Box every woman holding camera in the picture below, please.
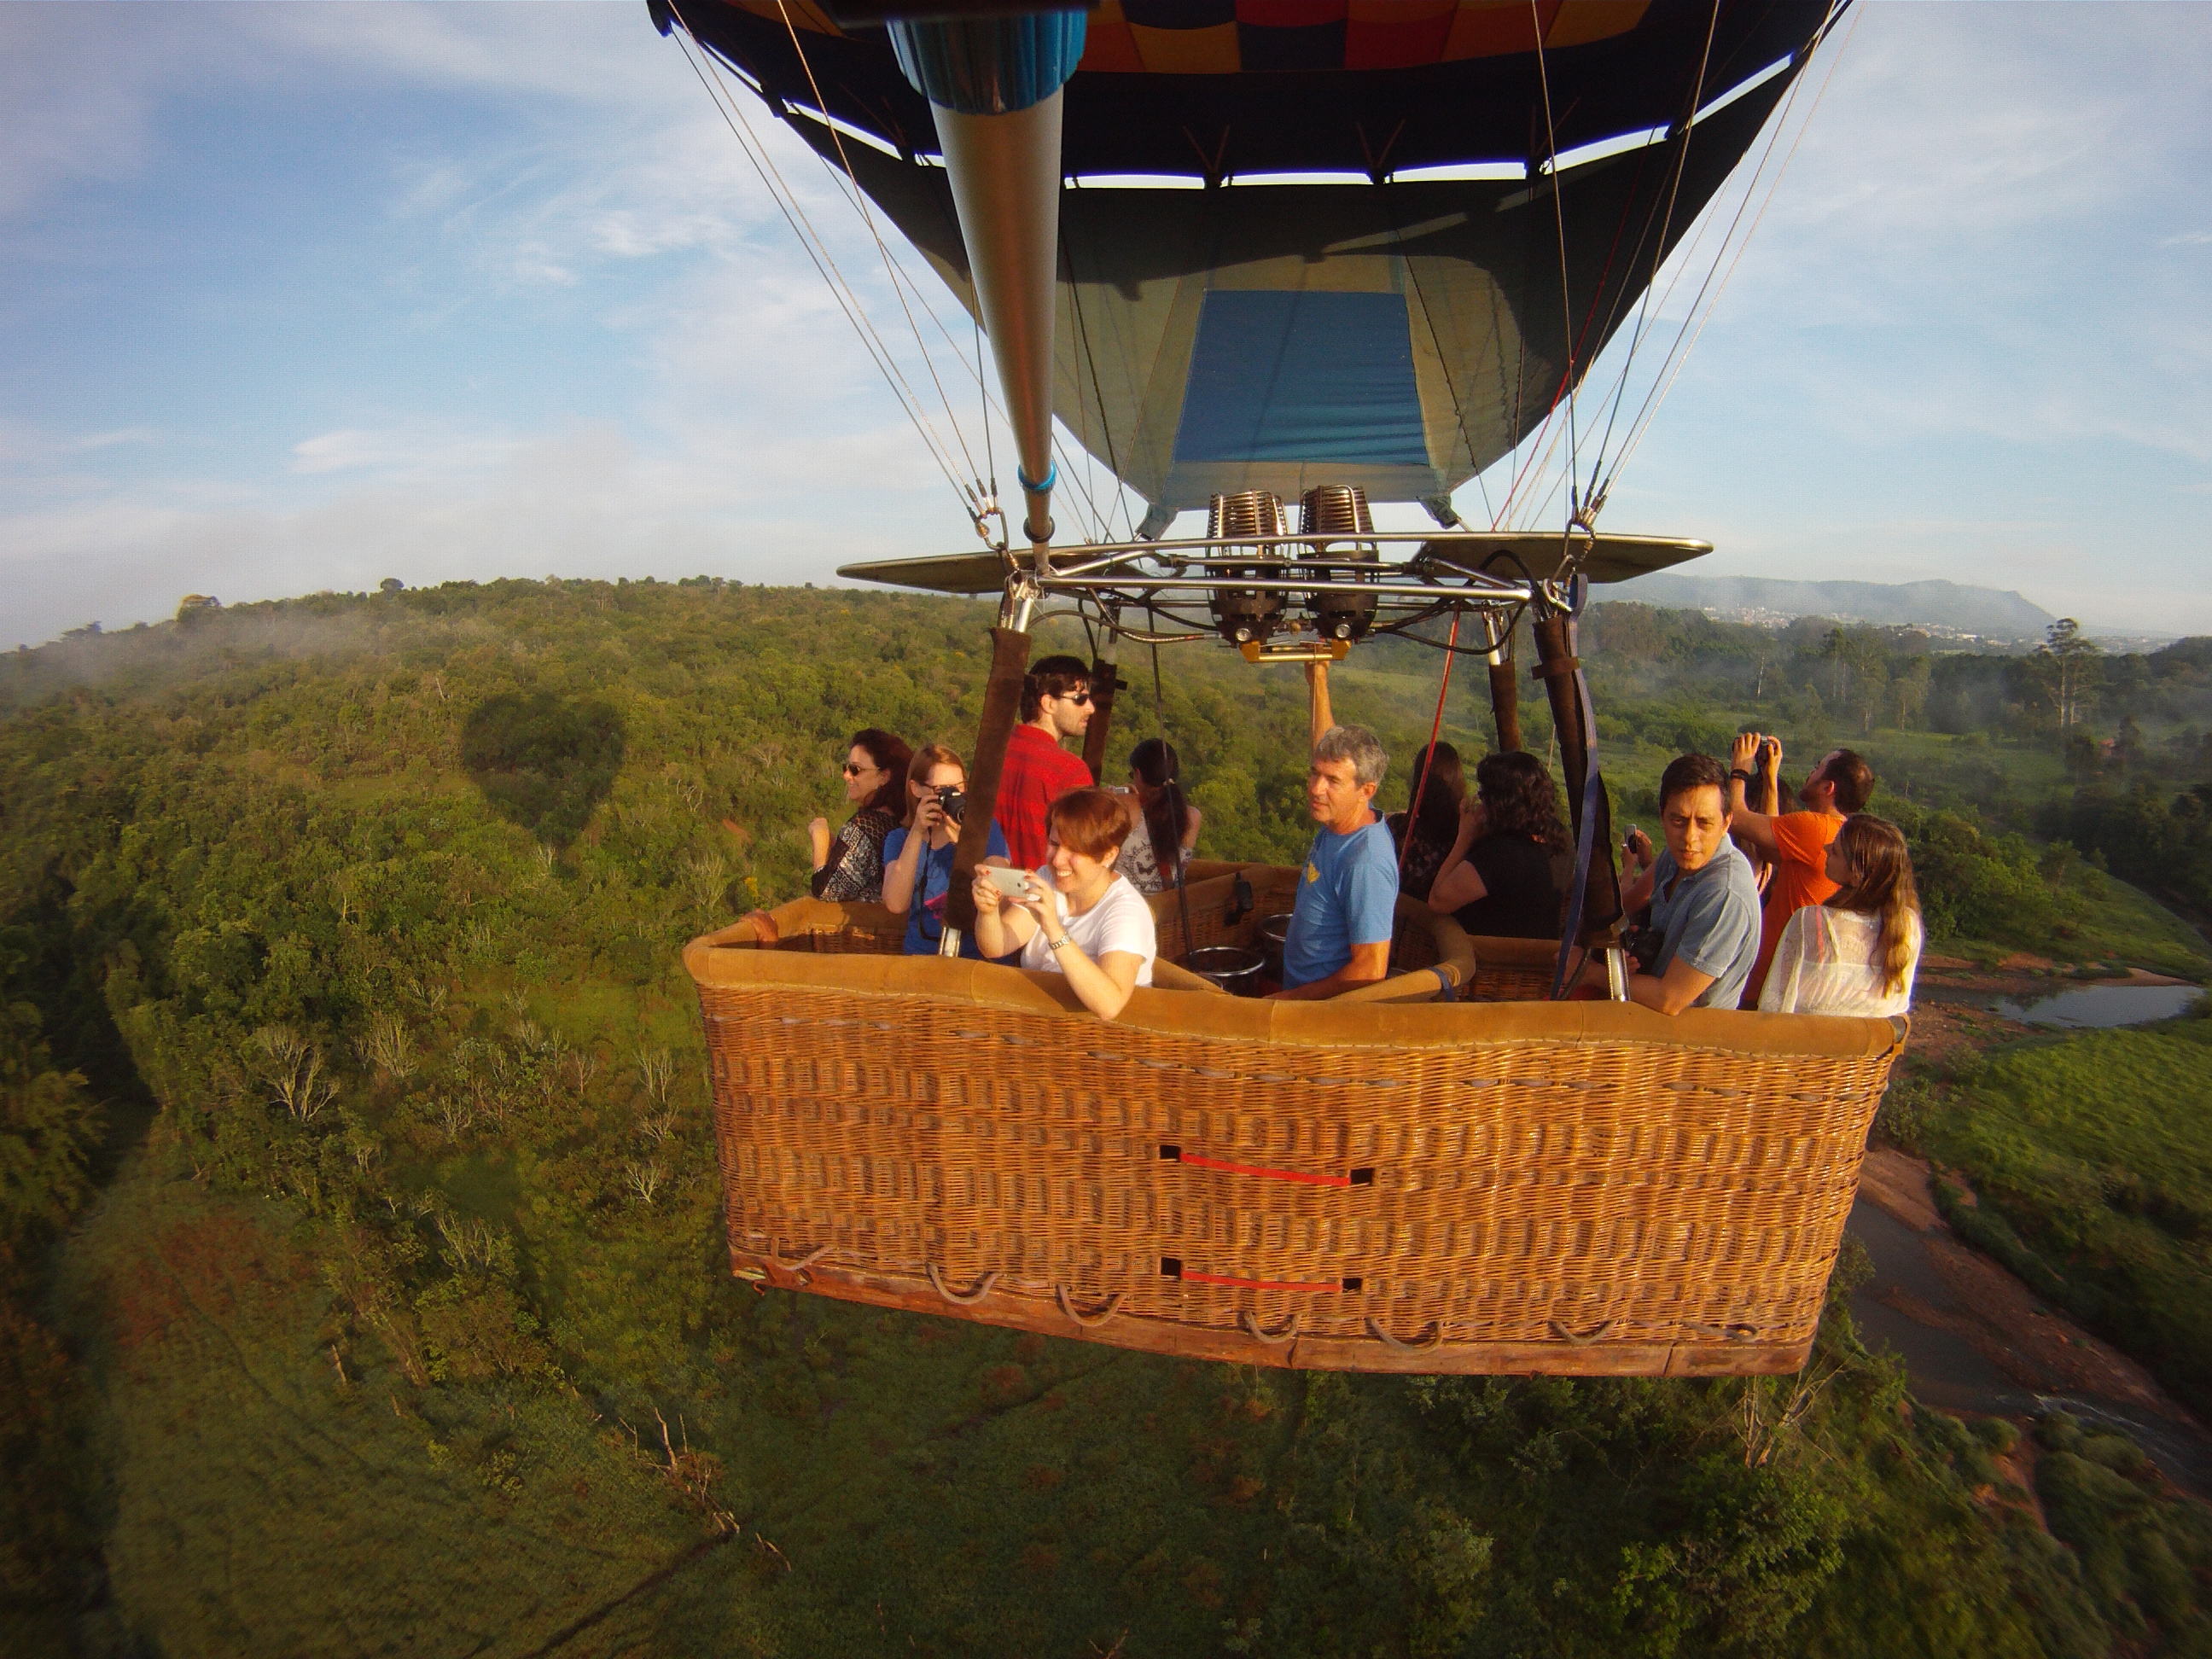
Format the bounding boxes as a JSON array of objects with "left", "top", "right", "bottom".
[
  {"left": 969, "top": 789, "right": 1155, "bottom": 1019},
  {"left": 882, "top": 744, "right": 1008, "bottom": 958}
]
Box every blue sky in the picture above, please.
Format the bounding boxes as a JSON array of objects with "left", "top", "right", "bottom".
[{"left": 2, "top": 2, "right": 2207, "bottom": 649}]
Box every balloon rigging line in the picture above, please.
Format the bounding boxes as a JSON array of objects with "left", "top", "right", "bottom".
[
  {"left": 773, "top": 22, "right": 1124, "bottom": 550},
  {"left": 1391, "top": 192, "right": 1495, "bottom": 530},
  {"left": 698, "top": 45, "right": 982, "bottom": 519},
  {"left": 1579, "top": 0, "right": 1722, "bottom": 505},
  {"left": 1494, "top": 0, "right": 1852, "bottom": 536},
  {"left": 1574, "top": 44, "right": 1822, "bottom": 501},
  {"left": 676, "top": 32, "right": 978, "bottom": 517},
  {"left": 760, "top": 66, "right": 1119, "bottom": 545},
  {"left": 1062, "top": 238, "right": 1138, "bottom": 544},
  {"left": 1528, "top": 1, "right": 1580, "bottom": 512},
  {"left": 774, "top": 4, "right": 988, "bottom": 505},
  {"left": 690, "top": 37, "right": 982, "bottom": 516},
  {"left": 1598, "top": 0, "right": 1860, "bottom": 498}
]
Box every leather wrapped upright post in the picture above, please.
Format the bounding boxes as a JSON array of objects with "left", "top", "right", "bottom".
[
  {"left": 1531, "top": 609, "right": 1621, "bottom": 940},
  {"left": 1080, "top": 644, "right": 1120, "bottom": 784},
  {"left": 1487, "top": 637, "right": 1522, "bottom": 754}
]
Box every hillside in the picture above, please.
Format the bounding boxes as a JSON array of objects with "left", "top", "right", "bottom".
[
  {"left": 3, "top": 579, "right": 2210, "bottom": 1657},
  {"left": 1599, "top": 574, "right": 2057, "bottom": 638}
]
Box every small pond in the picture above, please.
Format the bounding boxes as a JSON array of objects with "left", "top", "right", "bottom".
[{"left": 1918, "top": 982, "right": 2205, "bottom": 1029}]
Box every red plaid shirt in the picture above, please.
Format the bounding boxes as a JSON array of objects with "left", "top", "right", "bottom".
[{"left": 994, "top": 724, "right": 1095, "bottom": 870}]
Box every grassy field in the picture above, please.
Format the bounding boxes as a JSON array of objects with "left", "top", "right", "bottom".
[{"left": 1895, "top": 1009, "right": 2212, "bottom": 1416}]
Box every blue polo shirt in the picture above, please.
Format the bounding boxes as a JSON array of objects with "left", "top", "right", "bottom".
[
  {"left": 1644, "top": 835, "right": 1762, "bottom": 1010},
  {"left": 1282, "top": 816, "right": 1399, "bottom": 990}
]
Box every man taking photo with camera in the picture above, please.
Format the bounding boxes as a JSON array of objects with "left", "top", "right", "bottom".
[
  {"left": 1726, "top": 732, "right": 1875, "bottom": 1005},
  {"left": 1585, "top": 754, "right": 1762, "bottom": 1014}
]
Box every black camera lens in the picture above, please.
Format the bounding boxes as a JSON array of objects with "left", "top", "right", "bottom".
[{"left": 936, "top": 786, "right": 965, "bottom": 823}]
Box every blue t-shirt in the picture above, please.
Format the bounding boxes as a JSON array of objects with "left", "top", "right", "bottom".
[
  {"left": 883, "top": 823, "right": 1009, "bottom": 958},
  {"left": 1282, "top": 816, "right": 1399, "bottom": 989},
  {"left": 1644, "top": 835, "right": 1762, "bottom": 1010}
]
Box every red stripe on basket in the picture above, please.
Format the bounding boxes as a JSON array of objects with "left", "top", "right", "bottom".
[
  {"left": 1163, "top": 1148, "right": 1352, "bottom": 1188},
  {"left": 1180, "top": 1269, "right": 1342, "bottom": 1294}
]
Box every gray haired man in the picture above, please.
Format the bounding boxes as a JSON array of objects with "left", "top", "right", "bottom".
[{"left": 1272, "top": 723, "right": 1396, "bottom": 1000}]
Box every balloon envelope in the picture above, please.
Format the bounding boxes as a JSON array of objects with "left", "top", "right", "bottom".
[{"left": 672, "top": 0, "right": 1832, "bottom": 516}]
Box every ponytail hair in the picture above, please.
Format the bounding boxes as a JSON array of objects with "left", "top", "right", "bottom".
[
  {"left": 1130, "top": 737, "right": 1187, "bottom": 886},
  {"left": 1826, "top": 813, "right": 1921, "bottom": 995}
]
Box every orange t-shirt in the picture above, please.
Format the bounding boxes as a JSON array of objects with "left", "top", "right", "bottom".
[{"left": 1744, "top": 812, "right": 1845, "bottom": 1005}]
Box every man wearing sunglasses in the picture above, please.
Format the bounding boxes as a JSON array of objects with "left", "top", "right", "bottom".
[{"left": 997, "top": 655, "right": 1097, "bottom": 869}]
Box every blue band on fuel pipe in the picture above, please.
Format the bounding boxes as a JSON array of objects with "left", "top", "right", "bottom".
[
  {"left": 888, "top": 10, "right": 1087, "bottom": 116},
  {"left": 1017, "top": 461, "right": 1057, "bottom": 493}
]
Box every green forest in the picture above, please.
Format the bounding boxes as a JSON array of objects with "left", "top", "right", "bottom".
[{"left": 4, "top": 577, "right": 2212, "bottom": 1657}]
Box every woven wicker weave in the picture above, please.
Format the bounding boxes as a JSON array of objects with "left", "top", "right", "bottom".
[{"left": 686, "top": 873, "right": 1902, "bottom": 1376}]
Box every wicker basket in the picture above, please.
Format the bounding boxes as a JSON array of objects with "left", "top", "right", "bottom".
[{"left": 686, "top": 873, "right": 1902, "bottom": 1377}]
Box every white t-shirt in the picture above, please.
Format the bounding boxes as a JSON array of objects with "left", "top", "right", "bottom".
[
  {"left": 1017, "top": 869, "right": 1156, "bottom": 985},
  {"left": 1756, "top": 905, "right": 1920, "bottom": 1018}
]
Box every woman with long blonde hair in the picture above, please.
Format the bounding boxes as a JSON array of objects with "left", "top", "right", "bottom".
[{"left": 1757, "top": 813, "right": 1923, "bottom": 1017}]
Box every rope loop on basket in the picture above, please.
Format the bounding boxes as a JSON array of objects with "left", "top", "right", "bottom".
[
  {"left": 1241, "top": 1309, "right": 1300, "bottom": 1345},
  {"left": 1365, "top": 1317, "right": 1443, "bottom": 1351},
  {"left": 1547, "top": 1318, "right": 1615, "bottom": 1346},
  {"left": 1056, "top": 1286, "right": 1123, "bottom": 1328},
  {"left": 926, "top": 1264, "right": 999, "bottom": 1306},
  {"left": 772, "top": 1242, "right": 831, "bottom": 1285}
]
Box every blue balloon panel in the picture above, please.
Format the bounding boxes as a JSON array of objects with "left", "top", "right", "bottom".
[{"left": 1172, "top": 290, "right": 1429, "bottom": 468}]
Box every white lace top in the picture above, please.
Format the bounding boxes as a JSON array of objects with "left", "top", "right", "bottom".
[{"left": 1757, "top": 905, "right": 1921, "bottom": 1018}]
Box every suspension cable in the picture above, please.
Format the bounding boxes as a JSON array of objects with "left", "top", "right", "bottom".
[
  {"left": 1578, "top": 0, "right": 1722, "bottom": 504},
  {"left": 1529, "top": 2, "right": 1580, "bottom": 508},
  {"left": 676, "top": 33, "right": 977, "bottom": 515},
  {"left": 1596, "top": 0, "right": 1860, "bottom": 498},
  {"left": 774, "top": 4, "right": 987, "bottom": 498}
]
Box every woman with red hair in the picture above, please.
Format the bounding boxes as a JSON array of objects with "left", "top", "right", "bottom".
[{"left": 969, "top": 788, "right": 1157, "bottom": 1020}]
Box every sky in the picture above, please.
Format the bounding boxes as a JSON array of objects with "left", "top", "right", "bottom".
[{"left": 1, "top": 1, "right": 2207, "bottom": 650}]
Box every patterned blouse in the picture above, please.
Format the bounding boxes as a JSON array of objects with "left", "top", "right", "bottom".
[{"left": 812, "top": 807, "right": 897, "bottom": 904}]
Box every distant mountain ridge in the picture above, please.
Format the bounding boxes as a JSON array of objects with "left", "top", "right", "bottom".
[{"left": 1593, "top": 573, "right": 2056, "bottom": 638}]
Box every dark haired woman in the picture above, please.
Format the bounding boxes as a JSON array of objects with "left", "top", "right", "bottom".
[
  {"left": 1756, "top": 813, "right": 1922, "bottom": 1016},
  {"left": 1427, "top": 750, "right": 1566, "bottom": 939},
  {"left": 808, "top": 728, "right": 912, "bottom": 903},
  {"left": 1108, "top": 737, "right": 1202, "bottom": 894},
  {"left": 1385, "top": 742, "right": 1465, "bottom": 903}
]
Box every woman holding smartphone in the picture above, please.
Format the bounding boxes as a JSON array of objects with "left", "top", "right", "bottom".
[{"left": 969, "top": 789, "right": 1155, "bottom": 1019}]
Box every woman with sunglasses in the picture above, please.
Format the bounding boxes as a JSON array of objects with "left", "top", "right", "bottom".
[
  {"left": 882, "top": 744, "right": 1009, "bottom": 958},
  {"left": 809, "top": 728, "right": 912, "bottom": 903}
]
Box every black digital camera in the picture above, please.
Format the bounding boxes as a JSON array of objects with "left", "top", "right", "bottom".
[
  {"left": 1620, "top": 906, "right": 1662, "bottom": 975},
  {"left": 935, "top": 785, "right": 966, "bottom": 824}
]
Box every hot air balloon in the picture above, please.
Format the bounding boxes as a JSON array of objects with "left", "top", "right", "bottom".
[{"left": 672, "top": 0, "right": 1901, "bottom": 1377}]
